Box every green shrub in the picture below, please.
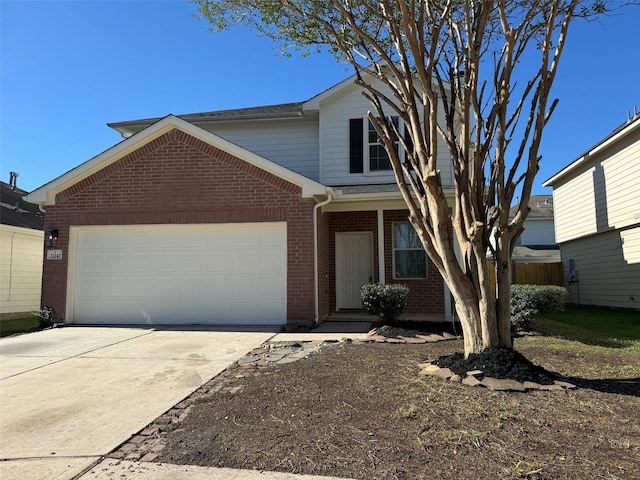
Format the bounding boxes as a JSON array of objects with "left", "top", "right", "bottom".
[
  {"left": 510, "top": 285, "right": 568, "bottom": 332},
  {"left": 361, "top": 283, "right": 409, "bottom": 324}
]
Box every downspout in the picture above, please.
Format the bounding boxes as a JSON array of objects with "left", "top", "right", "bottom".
[{"left": 313, "top": 188, "right": 334, "bottom": 324}]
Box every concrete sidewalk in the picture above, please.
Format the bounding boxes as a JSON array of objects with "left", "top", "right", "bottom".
[{"left": 79, "top": 459, "right": 348, "bottom": 479}]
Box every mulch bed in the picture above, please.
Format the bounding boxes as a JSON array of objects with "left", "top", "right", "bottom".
[
  {"left": 435, "top": 347, "right": 558, "bottom": 384},
  {"left": 111, "top": 327, "right": 640, "bottom": 480}
]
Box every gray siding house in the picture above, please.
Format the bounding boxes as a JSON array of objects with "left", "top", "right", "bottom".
[{"left": 543, "top": 115, "right": 640, "bottom": 309}]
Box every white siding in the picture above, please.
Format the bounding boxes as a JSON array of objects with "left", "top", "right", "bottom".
[
  {"left": 554, "top": 166, "right": 598, "bottom": 243},
  {"left": 201, "top": 118, "right": 320, "bottom": 181},
  {"left": 318, "top": 80, "right": 453, "bottom": 186},
  {"left": 621, "top": 227, "right": 640, "bottom": 264},
  {"left": 554, "top": 127, "right": 640, "bottom": 244},
  {"left": 520, "top": 219, "right": 555, "bottom": 245},
  {"left": 561, "top": 228, "right": 640, "bottom": 309},
  {"left": 0, "top": 226, "right": 43, "bottom": 315},
  {"left": 601, "top": 139, "right": 640, "bottom": 229}
]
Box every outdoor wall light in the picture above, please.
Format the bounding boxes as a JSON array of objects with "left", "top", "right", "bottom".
[{"left": 47, "top": 229, "right": 59, "bottom": 247}]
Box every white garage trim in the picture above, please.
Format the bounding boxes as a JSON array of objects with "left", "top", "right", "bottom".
[{"left": 66, "top": 223, "right": 287, "bottom": 325}]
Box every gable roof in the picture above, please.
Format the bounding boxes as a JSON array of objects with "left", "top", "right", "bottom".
[
  {"left": 0, "top": 181, "right": 45, "bottom": 230},
  {"left": 543, "top": 114, "right": 640, "bottom": 187},
  {"left": 108, "top": 102, "right": 306, "bottom": 138},
  {"left": 107, "top": 72, "right": 363, "bottom": 138},
  {"left": 26, "top": 115, "right": 327, "bottom": 206}
]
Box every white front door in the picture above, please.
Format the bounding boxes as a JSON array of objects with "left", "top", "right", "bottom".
[{"left": 336, "top": 232, "right": 373, "bottom": 310}]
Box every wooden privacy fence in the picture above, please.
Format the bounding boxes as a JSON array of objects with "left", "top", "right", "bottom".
[{"left": 487, "top": 262, "right": 564, "bottom": 292}]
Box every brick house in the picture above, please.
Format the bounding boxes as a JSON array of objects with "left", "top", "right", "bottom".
[{"left": 26, "top": 74, "right": 456, "bottom": 327}]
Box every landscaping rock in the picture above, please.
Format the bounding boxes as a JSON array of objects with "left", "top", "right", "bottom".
[
  {"left": 433, "top": 367, "right": 454, "bottom": 379},
  {"left": 402, "top": 336, "right": 428, "bottom": 344},
  {"left": 481, "top": 377, "right": 526, "bottom": 392},
  {"left": 462, "top": 375, "right": 482, "bottom": 387},
  {"left": 554, "top": 380, "right": 576, "bottom": 389}
]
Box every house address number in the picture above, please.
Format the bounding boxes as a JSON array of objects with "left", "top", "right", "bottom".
[{"left": 47, "top": 249, "right": 63, "bottom": 260}]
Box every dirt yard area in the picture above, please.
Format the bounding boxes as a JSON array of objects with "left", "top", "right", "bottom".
[{"left": 113, "top": 332, "right": 640, "bottom": 480}]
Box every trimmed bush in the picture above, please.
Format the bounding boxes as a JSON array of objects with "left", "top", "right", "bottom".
[
  {"left": 510, "top": 285, "right": 568, "bottom": 332},
  {"left": 361, "top": 283, "right": 409, "bottom": 324}
]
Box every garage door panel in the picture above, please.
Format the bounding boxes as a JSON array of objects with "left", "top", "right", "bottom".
[
  {"left": 231, "top": 302, "right": 259, "bottom": 322},
  {"left": 180, "top": 254, "right": 206, "bottom": 272},
  {"left": 70, "top": 223, "right": 286, "bottom": 325},
  {"left": 232, "top": 277, "right": 259, "bottom": 298},
  {"left": 260, "top": 250, "right": 286, "bottom": 271},
  {"left": 206, "top": 253, "right": 233, "bottom": 272},
  {"left": 206, "top": 276, "right": 233, "bottom": 296},
  {"left": 205, "top": 302, "right": 233, "bottom": 319},
  {"left": 78, "top": 255, "right": 104, "bottom": 274},
  {"left": 233, "top": 252, "right": 258, "bottom": 271},
  {"left": 260, "top": 227, "right": 285, "bottom": 246},
  {"left": 207, "top": 229, "right": 234, "bottom": 247},
  {"left": 104, "top": 255, "right": 132, "bottom": 273},
  {"left": 258, "top": 302, "right": 287, "bottom": 322},
  {"left": 234, "top": 229, "right": 259, "bottom": 248},
  {"left": 178, "top": 275, "right": 211, "bottom": 299},
  {"left": 260, "top": 275, "right": 286, "bottom": 297}
]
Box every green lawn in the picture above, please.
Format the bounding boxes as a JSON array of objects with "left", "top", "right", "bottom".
[
  {"left": 534, "top": 306, "right": 640, "bottom": 350},
  {"left": 0, "top": 316, "right": 40, "bottom": 338}
]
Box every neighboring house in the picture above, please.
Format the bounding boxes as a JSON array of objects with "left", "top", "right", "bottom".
[
  {"left": 543, "top": 114, "right": 640, "bottom": 309},
  {"left": 26, "top": 74, "right": 457, "bottom": 327},
  {"left": 1, "top": 173, "right": 45, "bottom": 318},
  {"left": 510, "top": 195, "right": 560, "bottom": 264}
]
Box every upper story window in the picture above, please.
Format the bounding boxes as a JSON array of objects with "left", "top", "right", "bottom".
[
  {"left": 393, "top": 222, "right": 428, "bottom": 279},
  {"left": 350, "top": 116, "right": 407, "bottom": 175},
  {"left": 368, "top": 117, "right": 399, "bottom": 171}
]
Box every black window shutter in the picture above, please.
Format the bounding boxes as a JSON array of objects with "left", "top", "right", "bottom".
[
  {"left": 349, "top": 118, "right": 364, "bottom": 173},
  {"left": 404, "top": 125, "right": 414, "bottom": 157}
]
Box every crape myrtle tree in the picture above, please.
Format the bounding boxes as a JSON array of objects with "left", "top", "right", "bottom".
[{"left": 195, "top": 0, "right": 628, "bottom": 357}]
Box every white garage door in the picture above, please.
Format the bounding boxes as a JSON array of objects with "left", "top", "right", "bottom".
[{"left": 68, "top": 223, "right": 287, "bottom": 325}]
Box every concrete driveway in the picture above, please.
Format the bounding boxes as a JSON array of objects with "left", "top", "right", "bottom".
[{"left": 0, "top": 326, "right": 276, "bottom": 480}]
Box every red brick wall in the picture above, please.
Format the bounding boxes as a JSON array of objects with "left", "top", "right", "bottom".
[
  {"left": 41, "top": 128, "right": 317, "bottom": 323},
  {"left": 384, "top": 210, "right": 444, "bottom": 314},
  {"left": 324, "top": 209, "right": 444, "bottom": 315},
  {"left": 317, "top": 209, "right": 331, "bottom": 320}
]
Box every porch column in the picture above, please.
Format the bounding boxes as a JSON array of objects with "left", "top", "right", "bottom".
[{"left": 377, "top": 208, "right": 385, "bottom": 284}]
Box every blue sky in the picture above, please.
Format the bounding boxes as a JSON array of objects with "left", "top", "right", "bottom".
[{"left": 1, "top": 1, "right": 639, "bottom": 194}]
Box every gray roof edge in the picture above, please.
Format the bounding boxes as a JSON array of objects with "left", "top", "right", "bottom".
[
  {"left": 107, "top": 102, "right": 306, "bottom": 130},
  {"left": 543, "top": 114, "right": 640, "bottom": 187}
]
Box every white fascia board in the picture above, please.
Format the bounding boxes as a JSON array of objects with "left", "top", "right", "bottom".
[
  {"left": 542, "top": 154, "right": 591, "bottom": 188},
  {"left": 303, "top": 73, "right": 359, "bottom": 111},
  {"left": 543, "top": 117, "right": 640, "bottom": 188},
  {"left": 26, "top": 115, "right": 327, "bottom": 205}
]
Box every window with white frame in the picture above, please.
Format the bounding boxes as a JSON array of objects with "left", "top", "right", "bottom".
[{"left": 393, "top": 222, "right": 427, "bottom": 279}]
